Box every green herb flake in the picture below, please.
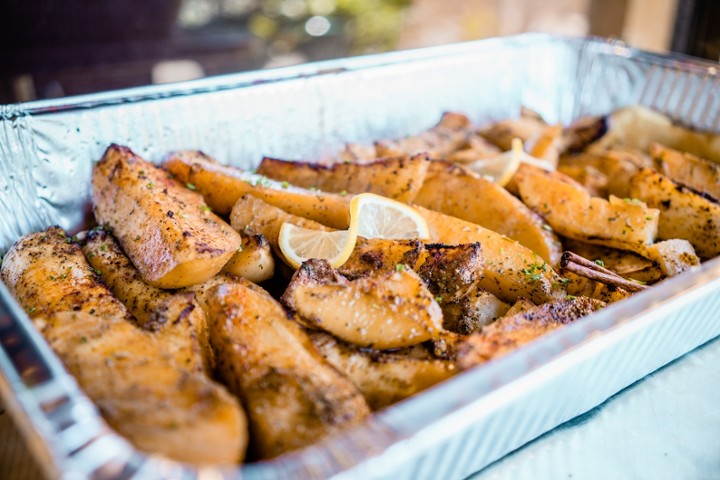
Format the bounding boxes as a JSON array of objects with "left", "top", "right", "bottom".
[
  {"left": 186, "top": 182, "right": 197, "bottom": 191},
  {"left": 542, "top": 224, "right": 553, "bottom": 232},
  {"left": 200, "top": 205, "right": 212, "bottom": 213},
  {"left": 435, "top": 296, "right": 443, "bottom": 303},
  {"left": 339, "top": 190, "right": 348, "bottom": 197},
  {"left": 146, "top": 181, "right": 155, "bottom": 189},
  {"left": 28, "top": 306, "right": 36, "bottom": 314},
  {"left": 79, "top": 336, "right": 88, "bottom": 344},
  {"left": 594, "top": 259, "right": 605, "bottom": 267},
  {"left": 559, "top": 277, "right": 571, "bottom": 286},
  {"left": 281, "top": 181, "right": 289, "bottom": 189},
  {"left": 395, "top": 264, "right": 405, "bottom": 272},
  {"left": 237, "top": 245, "right": 243, "bottom": 253},
  {"left": 100, "top": 244, "right": 107, "bottom": 252},
  {"left": 631, "top": 278, "right": 647, "bottom": 285},
  {"left": 565, "top": 295, "right": 577, "bottom": 300}
]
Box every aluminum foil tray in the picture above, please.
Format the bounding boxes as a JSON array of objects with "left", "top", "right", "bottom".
[{"left": 1, "top": 33, "right": 719, "bottom": 479}]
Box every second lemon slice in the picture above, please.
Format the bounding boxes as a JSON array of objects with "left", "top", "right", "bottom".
[
  {"left": 350, "top": 193, "right": 430, "bottom": 240},
  {"left": 278, "top": 223, "right": 356, "bottom": 269}
]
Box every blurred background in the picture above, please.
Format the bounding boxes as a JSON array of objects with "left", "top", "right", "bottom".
[{"left": 0, "top": 0, "right": 717, "bottom": 103}]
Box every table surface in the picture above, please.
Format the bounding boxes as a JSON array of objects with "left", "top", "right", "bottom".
[{"left": 3, "top": 335, "right": 720, "bottom": 480}]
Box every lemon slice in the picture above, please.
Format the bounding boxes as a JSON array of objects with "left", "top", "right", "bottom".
[
  {"left": 466, "top": 138, "right": 553, "bottom": 186},
  {"left": 278, "top": 223, "right": 357, "bottom": 269},
  {"left": 350, "top": 193, "right": 430, "bottom": 240}
]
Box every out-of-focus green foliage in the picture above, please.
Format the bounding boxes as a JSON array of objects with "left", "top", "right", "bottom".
[{"left": 183, "top": 0, "right": 411, "bottom": 56}]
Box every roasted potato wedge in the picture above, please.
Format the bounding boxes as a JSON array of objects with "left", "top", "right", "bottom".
[
  {"left": 340, "top": 237, "right": 425, "bottom": 277},
  {"left": 651, "top": 143, "right": 720, "bottom": 200},
  {"left": 375, "top": 112, "right": 481, "bottom": 159},
  {"left": 644, "top": 239, "right": 700, "bottom": 277},
  {"left": 93, "top": 145, "right": 241, "bottom": 288},
  {"left": 479, "top": 114, "right": 548, "bottom": 151},
  {"left": 417, "top": 206, "right": 566, "bottom": 304},
  {"left": 257, "top": 154, "right": 430, "bottom": 202},
  {"left": 222, "top": 234, "right": 275, "bottom": 283},
  {"left": 587, "top": 106, "right": 720, "bottom": 162},
  {"left": 630, "top": 168, "right": 720, "bottom": 259},
  {"left": 204, "top": 278, "right": 370, "bottom": 459},
  {"left": 516, "top": 164, "right": 659, "bottom": 254},
  {"left": 1, "top": 227, "right": 247, "bottom": 464},
  {"left": 230, "top": 194, "right": 331, "bottom": 254},
  {"left": 309, "top": 331, "right": 456, "bottom": 410},
  {"left": 557, "top": 164, "right": 608, "bottom": 198},
  {"left": 340, "top": 238, "right": 505, "bottom": 333},
  {"left": 414, "top": 160, "right": 562, "bottom": 264},
  {"left": 456, "top": 296, "right": 605, "bottom": 369},
  {"left": 283, "top": 259, "right": 444, "bottom": 349},
  {"left": 164, "top": 150, "right": 351, "bottom": 227},
  {"left": 440, "top": 287, "right": 510, "bottom": 335},
  {"left": 83, "top": 228, "right": 212, "bottom": 373}
]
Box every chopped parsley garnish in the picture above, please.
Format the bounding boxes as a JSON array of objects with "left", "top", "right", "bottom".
[
  {"left": 594, "top": 259, "right": 605, "bottom": 267},
  {"left": 186, "top": 182, "right": 196, "bottom": 191}
]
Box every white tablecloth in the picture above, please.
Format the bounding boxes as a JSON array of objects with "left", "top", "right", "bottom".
[{"left": 470, "top": 335, "right": 720, "bottom": 480}]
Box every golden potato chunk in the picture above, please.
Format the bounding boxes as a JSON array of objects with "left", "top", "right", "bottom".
[
  {"left": 164, "top": 150, "right": 350, "bottom": 227},
  {"left": 417, "top": 206, "right": 566, "bottom": 304},
  {"left": 257, "top": 154, "right": 430, "bottom": 202},
  {"left": 222, "top": 234, "right": 275, "bottom": 283},
  {"left": 516, "top": 164, "right": 659, "bottom": 255},
  {"left": 283, "top": 259, "right": 444, "bottom": 349},
  {"left": 651, "top": 143, "right": 720, "bottom": 200},
  {"left": 83, "top": 229, "right": 212, "bottom": 373},
  {"left": 457, "top": 296, "right": 605, "bottom": 369},
  {"left": 93, "top": 145, "right": 241, "bottom": 288},
  {"left": 204, "top": 278, "right": 370, "bottom": 459},
  {"left": 414, "top": 160, "right": 562, "bottom": 264},
  {"left": 309, "top": 331, "right": 456, "bottom": 410},
  {"left": 630, "top": 168, "right": 720, "bottom": 259}
]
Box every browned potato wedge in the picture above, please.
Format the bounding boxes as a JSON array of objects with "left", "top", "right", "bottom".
[
  {"left": 651, "top": 144, "right": 720, "bottom": 200},
  {"left": 222, "top": 234, "right": 275, "bottom": 283},
  {"left": 456, "top": 296, "right": 605, "bottom": 369},
  {"left": 1, "top": 226, "right": 130, "bottom": 320},
  {"left": 440, "top": 287, "right": 510, "bottom": 335},
  {"left": 204, "top": 278, "right": 370, "bottom": 459},
  {"left": 309, "top": 331, "right": 456, "bottom": 410},
  {"left": 340, "top": 237, "right": 425, "bottom": 277},
  {"left": 588, "top": 106, "right": 720, "bottom": 162},
  {"left": 559, "top": 149, "right": 652, "bottom": 199},
  {"left": 557, "top": 164, "right": 608, "bottom": 198},
  {"left": 230, "top": 194, "right": 331, "bottom": 254},
  {"left": 644, "top": 239, "right": 700, "bottom": 277},
  {"left": 630, "top": 168, "right": 720, "bottom": 259},
  {"left": 282, "top": 259, "right": 444, "bottom": 349},
  {"left": 164, "top": 150, "right": 351, "bottom": 227},
  {"left": 414, "top": 161, "right": 562, "bottom": 264},
  {"left": 83, "top": 229, "right": 212, "bottom": 373},
  {"left": 257, "top": 154, "right": 430, "bottom": 202},
  {"left": 1, "top": 227, "right": 247, "bottom": 464},
  {"left": 516, "top": 164, "right": 659, "bottom": 255},
  {"left": 417, "top": 206, "right": 566, "bottom": 304},
  {"left": 479, "top": 115, "right": 548, "bottom": 151},
  {"left": 340, "top": 238, "right": 505, "bottom": 334},
  {"left": 93, "top": 145, "right": 241, "bottom": 288},
  {"left": 375, "top": 112, "right": 478, "bottom": 159}
]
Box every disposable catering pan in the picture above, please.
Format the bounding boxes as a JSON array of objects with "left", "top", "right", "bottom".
[{"left": 1, "top": 33, "right": 719, "bottom": 479}]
